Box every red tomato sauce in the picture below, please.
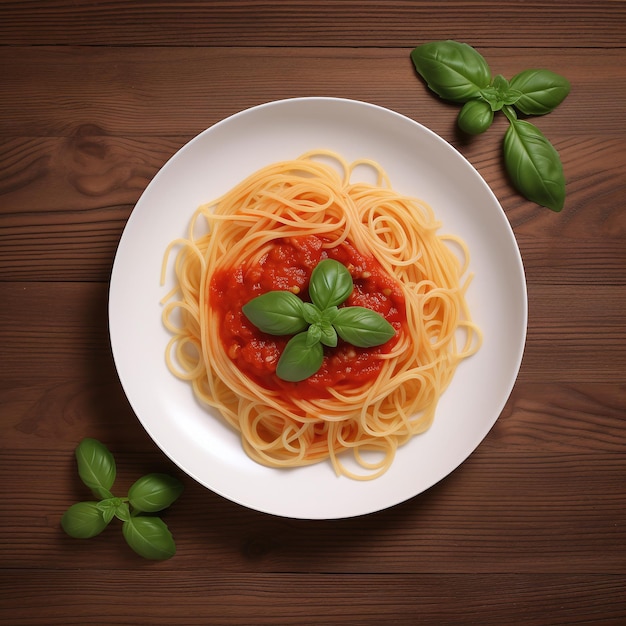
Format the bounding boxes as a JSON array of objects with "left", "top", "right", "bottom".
[{"left": 209, "top": 235, "right": 406, "bottom": 401}]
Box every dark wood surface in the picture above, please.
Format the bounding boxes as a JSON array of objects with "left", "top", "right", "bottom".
[{"left": 1, "top": 1, "right": 625, "bottom": 624}]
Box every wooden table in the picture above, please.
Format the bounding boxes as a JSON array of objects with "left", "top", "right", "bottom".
[{"left": 1, "top": 2, "right": 625, "bottom": 624}]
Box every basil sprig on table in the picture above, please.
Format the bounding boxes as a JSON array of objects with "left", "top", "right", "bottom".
[
  {"left": 242, "top": 259, "right": 396, "bottom": 382},
  {"left": 411, "top": 40, "right": 570, "bottom": 211},
  {"left": 61, "top": 438, "right": 183, "bottom": 560}
]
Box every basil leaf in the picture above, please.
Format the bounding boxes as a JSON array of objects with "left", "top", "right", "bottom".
[
  {"left": 97, "top": 498, "right": 120, "bottom": 524},
  {"left": 75, "top": 438, "right": 116, "bottom": 499},
  {"left": 319, "top": 323, "right": 338, "bottom": 348},
  {"left": 307, "top": 324, "right": 323, "bottom": 346},
  {"left": 480, "top": 75, "right": 522, "bottom": 111},
  {"left": 321, "top": 305, "right": 338, "bottom": 324},
  {"left": 122, "top": 516, "right": 176, "bottom": 561},
  {"left": 276, "top": 332, "right": 324, "bottom": 382},
  {"left": 333, "top": 307, "right": 396, "bottom": 348},
  {"left": 115, "top": 501, "right": 132, "bottom": 522},
  {"left": 96, "top": 497, "right": 124, "bottom": 524},
  {"left": 309, "top": 259, "right": 353, "bottom": 309},
  {"left": 61, "top": 501, "right": 110, "bottom": 539},
  {"left": 128, "top": 473, "right": 184, "bottom": 513},
  {"left": 303, "top": 302, "right": 323, "bottom": 325},
  {"left": 411, "top": 40, "right": 491, "bottom": 103},
  {"left": 509, "top": 69, "right": 571, "bottom": 116},
  {"left": 504, "top": 118, "right": 565, "bottom": 211},
  {"left": 242, "top": 291, "right": 308, "bottom": 335},
  {"left": 457, "top": 99, "right": 494, "bottom": 135}
]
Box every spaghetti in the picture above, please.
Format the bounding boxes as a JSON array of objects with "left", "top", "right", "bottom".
[{"left": 161, "top": 150, "right": 481, "bottom": 479}]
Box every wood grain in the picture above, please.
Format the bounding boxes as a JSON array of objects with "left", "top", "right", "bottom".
[
  {"left": 1, "top": 1, "right": 625, "bottom": 623},
  {"left": 1, "top": 571, "right": 624, "bottom": 625},
  {"left": 1, "top": 48, "right": 625, "bottom": 282},
  {"left": 0, "top": 0, "right": 623, "bottom": 48},
  {"left": 1, "top": 46, "right": 623, "bottom": 138},
  {"left": 1, "top": 134, "right": 624, "bottom": 281},
  {"left": 2, "top": 280, "right": 625, "bottom": 397},
  {"left": 1, "top": 448, "right": 625, "bottom": 574}
]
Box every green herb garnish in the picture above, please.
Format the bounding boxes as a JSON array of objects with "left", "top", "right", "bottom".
[
  {"left": 61, "top": 438, "right": 183, "bottom": 560},
  {"left": 411, "top": 40, "right": 570, "bottom": 211},
  {"left": 242, "top": 259, "right": 396, "bottom": 382}
]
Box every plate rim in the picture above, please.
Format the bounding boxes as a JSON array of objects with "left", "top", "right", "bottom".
[{"left": 109, "top": 96, "right": 528, "bottom": 519}]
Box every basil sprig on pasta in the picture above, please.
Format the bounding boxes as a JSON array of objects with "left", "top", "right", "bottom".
[
  {"left": 411, "top": 40, "right": 570, "bottom": 211},
  {"left": 242, "top": 259, "right": 396, "bottom": 382}
]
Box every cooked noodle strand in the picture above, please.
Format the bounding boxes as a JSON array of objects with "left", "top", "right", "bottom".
[{"left": 162, "top": 150, "right": 481, "bottom": 479}]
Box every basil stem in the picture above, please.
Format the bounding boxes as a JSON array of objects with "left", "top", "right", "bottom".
[
  {"left": 309, "top": 259, "right": 353, "bottom": 309},
  {"left": 75, "top": 438, "right": 116, "bottom": 500},
  {"left": 411, "top": 40, "right": 491, "bottom": 103},
  {"left": 242, "top": 290, "right": 308, "bottom": 335},
  {"left": 333, "top": 307, "right": 396, "bottom": 348},
  {"left": 503, "top": 108, "right": 565, "bottom": 212}
]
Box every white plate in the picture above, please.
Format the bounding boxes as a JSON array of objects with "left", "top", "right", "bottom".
[{"left": 109, "top": 97, "right": 527, "bottom": 519}]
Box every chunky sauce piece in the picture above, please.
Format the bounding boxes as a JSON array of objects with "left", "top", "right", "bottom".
[{"left": 209, "top": 235, "right": 406, "bottom": 400}]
